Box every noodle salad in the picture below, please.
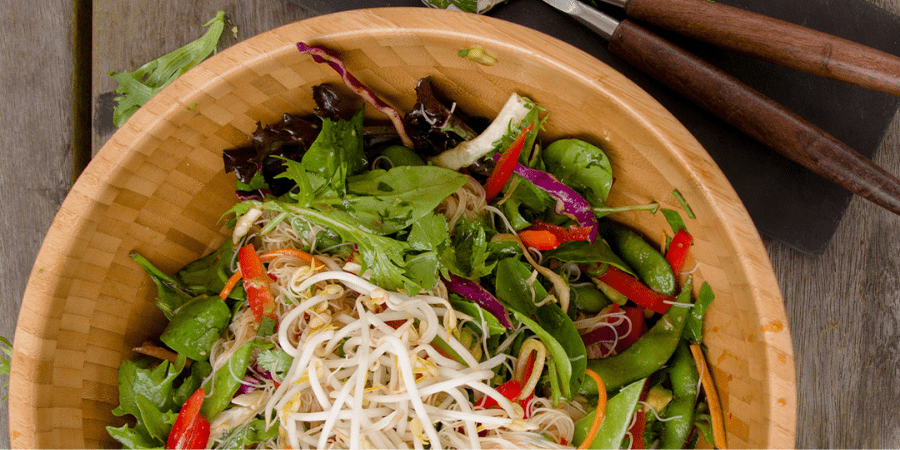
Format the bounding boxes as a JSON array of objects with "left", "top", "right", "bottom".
[{"left": 108, "top": 43, "right": 723, "bottom": 450}]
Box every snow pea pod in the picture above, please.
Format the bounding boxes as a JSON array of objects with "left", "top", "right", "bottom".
[
  {"left": 572, "top": 378, "right": 646, "bottom": 448},
  {"left": 200, "top": 341, "right": 254, "bottom": 419},
  {"left": 660, "top": 341, "right": 700, "bottom": 449},
  {"left": 579, "top": 278, "right": 693, "bottom": 395},
  {"left": 599, "top": 221, "right": 675, "bottom": 296}
]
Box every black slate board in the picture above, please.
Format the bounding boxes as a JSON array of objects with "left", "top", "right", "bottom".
[{"left": 292, "top": 0, "right": 900, "bottom": 254}]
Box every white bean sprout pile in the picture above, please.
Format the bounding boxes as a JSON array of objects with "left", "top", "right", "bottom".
[{"left": 203, "top": 183, "right": 586, "bottom": 449}]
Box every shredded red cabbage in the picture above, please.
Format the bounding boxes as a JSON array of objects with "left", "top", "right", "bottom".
[
  {"left": 443, "top": 273, "right": 513, "bottom": 329},
  {"left": 297, "top": 42, "right": 414, "bottom": 148},
  {"left": 492, "top": 154, "right": 599, "bottom": 242}
]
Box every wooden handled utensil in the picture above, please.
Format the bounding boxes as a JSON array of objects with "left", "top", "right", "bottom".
[
  {"left": 541, "top": 0, "right": 900, "bottom": 216},
  {"left": 598, "top": 0, "right": 900, "bottom": 97}
]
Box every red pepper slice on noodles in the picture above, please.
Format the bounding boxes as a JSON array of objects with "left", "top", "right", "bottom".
[{"left": 238, "top": 244, "right": 277, "bottom": 323}]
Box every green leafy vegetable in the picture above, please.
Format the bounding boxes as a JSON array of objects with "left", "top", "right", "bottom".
[
  {"left": 662, "top": 208, "right": 689, "bottom": 234},
  {"left": 108, "top": 11, "right": 226, "bottom": 126},
  {"left": 683, "top": 281, "right": 716, "bottom": 344},
  {"left": 334, "top": 165, "right": 467, "bottom": 234},
  {"left": 672, "top": 189, "right": 697, "bottom": 219},
  {"left": 129, "top": 252, "right": 194, "bottom": 319},
  {"left": 159, "top": 295, "right": 231, "bottom": 361},
  {"left": 0, "top": 336, "right": 11, "bottom": 400},
  {"left": 301, "top": 107, "right": 368, "bottom": 197},
  {"left": 257, "top": 348, "right": 294, "bottom": 380}
]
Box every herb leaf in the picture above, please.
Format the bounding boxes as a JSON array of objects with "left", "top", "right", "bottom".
[{"left": 108, "top": 11, "right": 226, "bottom": 126}]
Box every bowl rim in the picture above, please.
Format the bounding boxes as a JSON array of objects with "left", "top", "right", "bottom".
[{"left": 9, "top": 7, "right": 796, "bottom": 448}]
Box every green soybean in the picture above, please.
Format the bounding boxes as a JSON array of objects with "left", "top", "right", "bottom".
[
  {"left": 599, "top": 221, "right": 675, "bottom": 296},
  {"left": 660, "top": 341, "right": 700, "bottom": 448},
  {"left": 571, "top": 283, "right": 611, "bottom": 313}
]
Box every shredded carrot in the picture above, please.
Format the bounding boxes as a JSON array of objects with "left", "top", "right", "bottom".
[
  {"left": 690, "top": 343, "right": 727, "bottom": 449},
  {"left": 260, "top": 248, "right": 325, "bottom": 272},
  {"left": 578, "top": 368, "right": 607, "bottom": 450},
  {"left": 219, "top": 270, "right": 243, "bottom": 299}
]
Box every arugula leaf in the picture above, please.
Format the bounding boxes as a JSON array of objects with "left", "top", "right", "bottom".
[
  {"left": 330, "top": 165, "right": 467, "bottom": 235},
  {"left": 108, "top": 11, "right": 226, "bottom": 126},
  {"left": 259, "top": 201, "right": 428, "bottom": 293}
]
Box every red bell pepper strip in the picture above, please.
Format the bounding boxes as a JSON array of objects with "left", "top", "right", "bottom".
[
  {"left": 477, "top": 379, "right": 535, "bottom": 417},
  {"left": 237, "top": 244, "right": 277, "bottom": 323},
  {"left": 665, "top": 229, "right": 694, "bottom": 279},
  {"left": 483, "top": 122, "right": 534, "bottom": 201},
  {"left": 517, "top": 229, "right": 561, "bottom": 250},
  {"left": 166, "top": 388, "right": 210, "bottom": 450},
  {"left": 595, "top": 266, "right": 674, "bottom": 314},
  {"left": 579, "top": 305, "right": 647, "bottom": 353},
  {"left": 628, "top": 380, "right": 651, "bottom": 449},
  {"left": 530, "top": 220, "right": 593, "bottom": 243},
  {"left": 477, "top": 379, "right": 522, "bottom": 409}
]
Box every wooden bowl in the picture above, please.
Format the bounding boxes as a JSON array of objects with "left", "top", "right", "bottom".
[{"left": 9, "top": 7, "right": 796, "bottom": 449}]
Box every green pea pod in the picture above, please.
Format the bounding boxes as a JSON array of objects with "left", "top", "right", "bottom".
[
  {"left": 201, "top": 341, "right": 254, "bottom": 419},
  {"left": 572, "top": 378, "right": 646, "bottom": 448},
  {"left": 579, "top": 278, "right": 693, "bottom": 395},
  {"left": 599, "top": 222, "right": 675, "bottom": 296},
  {"left": 660, "top": 341, "right": 700, "bottom": 448}
]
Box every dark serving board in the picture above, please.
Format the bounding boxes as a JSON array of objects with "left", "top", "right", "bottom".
[{"left": 292, "top": 0, "right": 900, "bottom": 255}]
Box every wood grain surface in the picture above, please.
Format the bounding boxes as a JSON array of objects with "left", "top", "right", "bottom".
[
  {"left": 0, "top": 0, "right": 897, "bottom": 448},
  {"left": 626, "top": 0, "right": 900, "bottom": 96}
]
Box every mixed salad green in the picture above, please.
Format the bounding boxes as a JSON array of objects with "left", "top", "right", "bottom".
[{"left": 108, "top": 42, "right": 724, "bottom": 449}]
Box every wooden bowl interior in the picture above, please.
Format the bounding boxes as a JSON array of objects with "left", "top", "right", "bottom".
[{"left": 9, "top": 8, "right": 795, "bottom": 449}]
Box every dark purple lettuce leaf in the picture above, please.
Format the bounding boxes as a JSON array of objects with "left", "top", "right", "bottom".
[
  {"left": 404, "top": 77, "right": 478, "bottom": 157},
  {"left": 222, "top": 112, "right": 319, "bottom": 197}
]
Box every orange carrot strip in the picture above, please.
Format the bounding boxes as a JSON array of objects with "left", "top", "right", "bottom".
[
  {"left": 690, "top": 343, "right": 727, "bottom": 449},
  {"left": 260, "top": 248, "right": 325, "bottom": 272},
  {"left": 578, "top": 368, "right": 607, "bottom": 450},
  {"left": 219, "top": 271, "right": 243, "bottom": 300}
]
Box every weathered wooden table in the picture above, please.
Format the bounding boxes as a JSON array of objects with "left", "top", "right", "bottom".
[{"left": 1, "top": 0, "right": 898, "bottom": 448}]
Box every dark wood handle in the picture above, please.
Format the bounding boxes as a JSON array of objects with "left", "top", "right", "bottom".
[
  {"left": 625, "top": 0, "right": 900, "bottom": 96},
  {"left": 608, "top": 20, "right": 900, "bottom": 216}
]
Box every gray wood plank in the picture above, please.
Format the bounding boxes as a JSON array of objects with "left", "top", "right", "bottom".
[
  {"left": 92, "top": 0, "right": 316, "bottom": 153},
  {"left": 0, "top": 1, "right": 80, "bottom": 449},
  {"left": 769, "top": 2, "right": 900, "bottom": 448}
]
